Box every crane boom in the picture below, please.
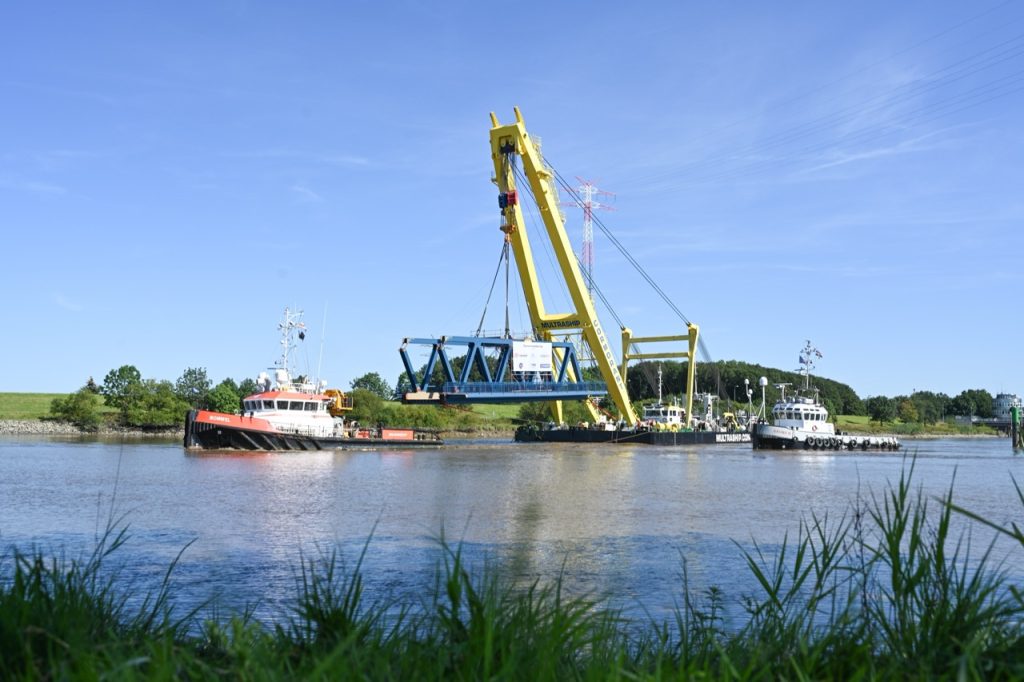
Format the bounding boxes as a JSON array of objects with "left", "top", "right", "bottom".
[{"left": 489, "top": 107, "right": 639, "bottom": 426}]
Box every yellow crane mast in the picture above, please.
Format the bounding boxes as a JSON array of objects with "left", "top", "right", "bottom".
[{"left": 489, "top": 107, "right": 639, "bottom": 426}]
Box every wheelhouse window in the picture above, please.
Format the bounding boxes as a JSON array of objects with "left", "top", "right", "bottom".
[
  {"left": 276, "top": 400, "right": 289, "bottom": 410},
  {"left": 289, "top": 401, "right": 303, "bottom": 410},
  {"left": 304, "top": 402, "right": 317, "bottom": 412},
  {"left": 263, "top": 400, "right": 274, "bottom": 409}
]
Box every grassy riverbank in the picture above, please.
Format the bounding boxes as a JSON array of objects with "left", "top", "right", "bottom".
[
  {"left": 0, "top": 393, "right": 66, "bottom": 420},
  {"left": 3, "top": 463, "right": 1023, "bottom": 679},
  {"left": 834, "top": 413, "right": 997, "bottom": 436}
]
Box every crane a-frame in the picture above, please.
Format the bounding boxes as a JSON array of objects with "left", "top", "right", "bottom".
[{"left": 489, "top": 107, "right": 699, "bottom": 427}]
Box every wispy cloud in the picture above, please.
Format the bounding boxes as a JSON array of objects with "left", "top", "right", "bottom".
[
  {"left": 791, "top": 126, "right": 960, "bottom": 177},
  {"left": 226, "top": 148, "right": 371, "bottom": 168},
  {"left": 0, "top": 176, "right": 67, "bottom": 195},
  {"left": 322, "top": 154, "right": 370, "bottom": 167},
  {"left": 290, "top": 184, "right": 323, "bottom": 203},
  {"left": 53, "top": 294, "right": 83, "bottom": 312}
]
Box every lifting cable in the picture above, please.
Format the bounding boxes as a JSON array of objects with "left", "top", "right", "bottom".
[
  {"left": 505, "top": 148, "right": 720, "bottom": 398},
  {"left": 509, "top": 162, "right": 577, "bottom": 318},
  {"left": 510, "top": 159, "right": 665, "bottom": 397},
  {"left": 548, "top": 159, "right": 715, "bottom": 367},
  {"left": 552, "top": 156, "right": 721, "bottom": 396},
  {"left": 474, "top": 241, "right": 511, "bottom": 338}
]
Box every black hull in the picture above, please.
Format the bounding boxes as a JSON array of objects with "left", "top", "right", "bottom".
[
  {"left": 184, "top": 410, "right": 442, "bottom": 451},
  {"left": 515, "top": 425, "right": 750, "bottom": 445},
  {"left": 751, "top": 431, "right": 900, "bottom": 451}
]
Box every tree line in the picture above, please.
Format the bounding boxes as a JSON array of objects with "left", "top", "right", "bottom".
[
  {"left": 48, "top": 365, "right": 458, "bottom": 432},
  {"left": 48, "top": 359, "right": 1002, "bottom": 431},
  {"left": 49, "top": 366, "right": 261, "bottom": 431},
  {"left": 627, "top": 359, "right": 996, "bottom": 426}
]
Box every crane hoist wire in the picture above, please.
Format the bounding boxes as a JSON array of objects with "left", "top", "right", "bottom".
[
  {"left": 478, "top": 155, "right": 572, "bottom": 340},
  {"left": 547, "top": 158, "right": 715, "bottom": 368},
  {"left": 509, "top": 162, "right": 578, "bottom": 317},
  {"left": 474, "top": 240, "right": 512, "bottom": 338},
  {"left": 550, "top": 156, "right": 722, "bottom": 397},
  {"left": 509, "top": 158, "right": 678, "bottom": 398}
]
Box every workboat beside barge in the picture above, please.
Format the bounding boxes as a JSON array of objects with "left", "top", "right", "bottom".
[
  {"left": 185, "top": 309, "right": 442, "bottom": 451},
  {"left": 750, "top": 342, "right": 899, "bottom": 452}
]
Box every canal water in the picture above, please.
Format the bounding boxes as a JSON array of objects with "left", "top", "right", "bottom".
[{"left": 1, "top": 436, "right": 1022, "bottom": 627}]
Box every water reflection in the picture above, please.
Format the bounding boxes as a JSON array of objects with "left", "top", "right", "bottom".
[{"left": 1, "top": 436, "right": 1021, "bottom": 626}]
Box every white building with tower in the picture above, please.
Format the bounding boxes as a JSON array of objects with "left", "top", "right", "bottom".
[{"left": 994, "top": 393, "right": 1022, "bottom": 420}]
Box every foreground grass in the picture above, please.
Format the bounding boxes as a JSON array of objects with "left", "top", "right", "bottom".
[{"left": 3, "top": 461, "right": 1024, "bottom": 679}]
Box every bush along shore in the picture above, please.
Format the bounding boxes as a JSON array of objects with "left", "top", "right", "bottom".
[
  {"left": 3, "top": 462, "right": 1024, "bottom": 679},
  {"left": 0, "top": 419, "right": 182, "bottom": 438}
]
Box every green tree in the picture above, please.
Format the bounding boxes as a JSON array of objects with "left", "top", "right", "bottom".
[
  {"left": 910, "top": 390, "right": 948, "bottom": 424},
  {"left": 347, "top": 388, "right": 384, "bottom": 423},
  {"left": 350, "top": 372, "right": 393, "bottom": 400},
  {"left": 897, "top": 399, "right": 919, "bottom": 423},
  {"left": 395, "top": 372, "right": 413, "bottom": 397},
  {"left": 951, "top": 389, "right": 994, "bottom": 418},
  {"left": 238, "top": 378, "right": 259, "bottom": 397},
  {"left": 175, "top": 367, "right": 212, "bottom": 409},
  {"left": 208, "top": 379, "right": 242, "bottom": 414},
  {"left": 101, "top": 365, "right": 142, "bottom": 412},
  {"left": 50, "top": 387, "right": 103, "bottom": 431},
  {"left": 123, "top": 380, "right": 191, "bottom": 427},
  {"left": 866, "top": 396, "right": 896, "bottom": 425}
]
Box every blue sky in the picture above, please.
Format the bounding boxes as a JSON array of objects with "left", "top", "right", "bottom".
[{"left": 2, "top": 1, "right": 1022, "bottom": 399}]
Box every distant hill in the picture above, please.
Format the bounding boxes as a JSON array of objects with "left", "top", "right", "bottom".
[{"left": 623, "top": 360, "right": 865, "bottom": 416}]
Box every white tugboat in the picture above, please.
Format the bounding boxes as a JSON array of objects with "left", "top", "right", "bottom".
[
  {"left": 185, "top": 308, "right": 442, "bottom": 451},
  {"left": 751, "top": 342, "right": 900, "bottom": 451}
]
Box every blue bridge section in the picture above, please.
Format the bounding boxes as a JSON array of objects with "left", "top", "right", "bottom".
[{"left": 398, "top": 336, "right": 607, "bottom": 404}]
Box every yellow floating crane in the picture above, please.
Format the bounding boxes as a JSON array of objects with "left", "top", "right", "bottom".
[{"left": 489, "top": 107, "right": 700, "bottom": 426}]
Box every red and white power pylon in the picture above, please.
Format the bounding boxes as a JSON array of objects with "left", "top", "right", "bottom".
[{"left": 563, "top": 177, "right": 614, "bottom": 302}]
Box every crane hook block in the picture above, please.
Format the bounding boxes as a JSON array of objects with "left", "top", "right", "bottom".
[{"left": 497, "top": 191, "right": 519, "bottom": 209}]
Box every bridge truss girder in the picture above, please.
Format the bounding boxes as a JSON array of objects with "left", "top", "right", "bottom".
[{"left": 399, "top": 336, "right": 608, "bottom": 405}]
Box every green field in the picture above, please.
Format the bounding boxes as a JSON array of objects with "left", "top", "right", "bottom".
[
  {"left": 469, "top": 403, "right": 523, "bottom": 420},
  {"left": 0, "top": 392, "right": 66, "bottom": 420},
  {"left": 835, "top": 413, "right": 992, "bottom": 436}
]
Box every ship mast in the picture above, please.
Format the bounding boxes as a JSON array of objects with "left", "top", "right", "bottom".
[
  {"left": 276, "top": 307, "right": 307, "bottom": 379},
  {"left": 798, "top": 340, "right": 822, "bottom": 391}
]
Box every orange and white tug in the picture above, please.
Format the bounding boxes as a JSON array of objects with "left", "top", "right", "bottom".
[{"left": 185, "top": 309, "right": 442, "bottom": 451}]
